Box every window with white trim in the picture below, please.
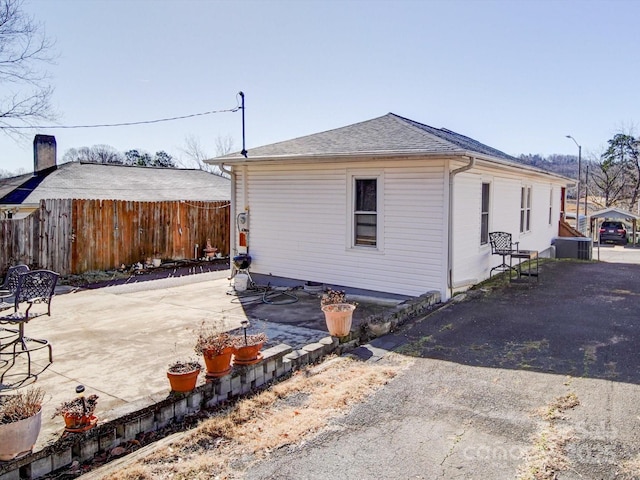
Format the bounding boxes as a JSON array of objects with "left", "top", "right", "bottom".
[
  {"left": 520, "top": 186, "right": 532, "bottom": 233},
  {"left": 548, "top": 188, "right": 553, "bottom": 225},
  {"left": 354, "top": 178, "right": 377, "bottom": 246},
  {"left": 481, "top": 182, "right": 490, "bottom": 245}
]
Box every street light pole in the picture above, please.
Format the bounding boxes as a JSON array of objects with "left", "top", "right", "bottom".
[{"left": 566, "top": 135, "right": 582, "bottom": 229}]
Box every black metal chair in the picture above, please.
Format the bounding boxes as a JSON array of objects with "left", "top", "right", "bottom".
[
  {"left": 0, "top": 265, "right": 29, "bottom": 311},
  {"left": 488, "top": 232, "right": 519, "bottom": 277},
  {"left": 0, "top": 269, "right": 59, "bottom": 387}
]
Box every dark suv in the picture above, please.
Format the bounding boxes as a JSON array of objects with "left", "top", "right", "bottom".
[{"left": 599, "top": 221, "right": 628, "bottom": 245}]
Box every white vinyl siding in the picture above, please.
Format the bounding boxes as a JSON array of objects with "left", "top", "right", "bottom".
[
  {"left": 232, "top": 157, "right": 565, "bottom": 300},
  {"left": 452, "top": 168, "right": 564, "bottom": 292},
  {"left": 242, "top": 160, "right": 446, "bottom": 297}
]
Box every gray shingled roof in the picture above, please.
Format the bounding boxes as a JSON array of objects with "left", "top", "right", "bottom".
[
  {"left": 0, "top": 162, "right": 230, "bottom": 204},
  {"left": 218, "top": 113, "right": 518, "bottom": 162}
]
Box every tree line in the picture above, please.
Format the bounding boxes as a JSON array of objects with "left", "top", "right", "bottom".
[
  {"left": 519, "top": 133, "right": 640, "bottom": 213},
  {"left": 62, "top": 145, "right": 176, "bottom": 168}
]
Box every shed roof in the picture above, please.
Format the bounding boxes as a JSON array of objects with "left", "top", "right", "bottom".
[
  {"left": 589, "top": 207, "right": 640, "bottom": 221},
  {"left": 0, "top": 162, "right": 230, "bottom": 204}
]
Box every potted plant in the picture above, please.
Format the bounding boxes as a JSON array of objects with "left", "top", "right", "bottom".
[
  {"left": 0, "top": 387, "right": 44, "bottom": 461},
  {"left": 167, "top": 359, "right": 202, "bottom": 392},
  {"left": 194, "top": 324, "right": 235, "bottom": 378},
  {"left": 53, "top": 386, "right": 99, "bottom": 433},
  {"left": 321, "top": 289, "right": 357, "bottom": 337},
  {"left": 230, "top": 321, "right": 267, "bottom": 366}
]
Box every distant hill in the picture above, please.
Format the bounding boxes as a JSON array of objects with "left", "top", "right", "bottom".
[{"left": 517, "top": 154, "right": 578, "bottom": 179}]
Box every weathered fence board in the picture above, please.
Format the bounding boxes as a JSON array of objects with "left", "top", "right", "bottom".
[{"left": 0, "top": 199, "right": 229, "bottom": 276}]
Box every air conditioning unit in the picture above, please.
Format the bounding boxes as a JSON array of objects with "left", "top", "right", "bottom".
[{"left": 552, "top": 237, "right": 592, "bottom": 260}]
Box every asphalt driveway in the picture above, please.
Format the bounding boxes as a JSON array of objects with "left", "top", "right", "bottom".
[{"left": 247, "top": 260, "right": 640, "bottom": 479}]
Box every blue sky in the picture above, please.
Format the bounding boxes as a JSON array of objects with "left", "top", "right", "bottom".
[{"left": 1, "top": 0, "right": 638, "bottom": 173}]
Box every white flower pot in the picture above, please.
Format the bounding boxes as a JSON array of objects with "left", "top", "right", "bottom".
[
  {"left": 0, "top": 408, "right": 42, "bottom": 461},
  {"left": 321, "top": 304, "right": 356, "bottom": 337}
]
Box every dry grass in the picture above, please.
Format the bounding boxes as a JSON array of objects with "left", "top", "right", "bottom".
[
  {"left": 517, "top": 392, "right": 580, "bottom": 480},
  {"left": 100, "top": 355, "right": 406, "bottom": 480}
]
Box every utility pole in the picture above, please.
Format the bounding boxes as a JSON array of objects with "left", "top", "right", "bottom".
[{"left": 566, "top": 135, "right": 582, "bottom": 230}]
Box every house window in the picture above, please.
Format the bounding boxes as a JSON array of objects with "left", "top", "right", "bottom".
[
  {"left": 548, "top": 188, "right": 553, "bottom": 225},
  {"left": 354, "top": 178, "right": 377, "bottom": 246},
  {"left": 481, "top": 182, "right": 490, "bottom": 245},
  {"left": 520, "top": 186, "right": 532, "bottom": 233}
]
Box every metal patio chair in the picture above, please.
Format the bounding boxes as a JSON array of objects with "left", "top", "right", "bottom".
[
  {"left": 488, "top": 232, "right": 519, "bottom": 277},
  {"left": 0, "top": 265, "right": 29, "bottom": 311},
  {"left": 0, "top": 269, "right": 59, "bottom": 387}
]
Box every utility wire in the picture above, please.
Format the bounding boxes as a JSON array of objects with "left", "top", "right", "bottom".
[{"left": 0, "top": 105, "right": 240, "bottom": 130}]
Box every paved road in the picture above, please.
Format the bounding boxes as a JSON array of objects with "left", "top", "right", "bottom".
[{"left": 247, "top": 260, "right": 640, "bottom": 479}]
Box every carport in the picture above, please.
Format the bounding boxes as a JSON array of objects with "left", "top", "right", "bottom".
[{"left": 589, "top": 207, "right": 640, "bottom": 258}]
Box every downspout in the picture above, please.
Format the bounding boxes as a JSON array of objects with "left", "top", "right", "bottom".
[
  {"left": 217, "top": 163, "right": 237, "bottom": 261},
  {"left": 447, "top": 156, "right": 476, "bottom": 298}
]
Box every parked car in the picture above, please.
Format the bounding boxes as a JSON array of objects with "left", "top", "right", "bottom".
[{"left": 599, "top": 221, "right": 628, "bottom": 245}]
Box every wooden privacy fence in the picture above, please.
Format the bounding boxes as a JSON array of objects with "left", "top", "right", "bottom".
[{"left": 0, "top": 199, "right": 230, "bottom": 276}]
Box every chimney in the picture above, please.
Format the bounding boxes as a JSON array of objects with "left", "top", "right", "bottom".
[{"left": 33, "top": 134, "right": 57, "bottom": 173}]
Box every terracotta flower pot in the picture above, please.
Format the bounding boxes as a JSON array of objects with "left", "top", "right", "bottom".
[
  {"left": 167, "top": 367, "right": 200, "bottom": 393},
  {"left": 202, "top": 347, "right": 234, "bottom": 378},
  {"left": 322, "top": 303, "right": 356, "bottom": 337},
  {"left": 0, "top": 408, "right": 42, "bottom": 461},
  {"left": 233, "top": 342, "right": 265, "bottom": 366},
  {"left": 63, "top": 413, "right": 98, "bottom": 433}
]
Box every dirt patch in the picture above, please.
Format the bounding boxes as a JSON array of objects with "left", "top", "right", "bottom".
[{"left": 90, "top": 355, "right": 408, "bottom": 479}]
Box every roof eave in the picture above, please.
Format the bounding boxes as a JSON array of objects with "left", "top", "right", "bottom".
[{"left": 209, "top": 150, "right": 571, "bottom": 183}]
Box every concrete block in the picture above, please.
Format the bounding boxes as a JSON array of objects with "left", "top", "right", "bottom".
[
  {"left": 174, "top": 398, "right": 188, "bottom": 420},
  {"left": 215, "top": 377, "right": 232, "bottom": 397},
  {"left": 123, "top": 418, "right": 141, "bottom": 441},
  {"left": 187, "top": 391, "right": 203, "bottom": 411},
  {"left": 52, "top": 447, "right": 73, "bottom": 471},
  {"left": 78, "top": 437, "right": 100, "bottom": 461},
  {"left": 139, "top": 411, "right": 156, "bottom": 433},
  {"left": 254, "top": 368, "right": 266, "bottom": 388},
  {"left": 264, "top": 359, "right": 277, "bottom": 376},
  {"left": 278, "top": 358, "right": 292, "bottom": 377},
  {"left": 0, "top": 468, "right": 20, "bottom": 480},
  {"left": 230, "top": 375, "right": 242, "bottom": 396},
  {"left": 285, "top": 349, "right": 309, "bottom": 367},
  {"left": 99, "top": 429, "right": 118, "bottom": 451},
  {"left": 302, "top": 342, "right": 325, "bottom": 362},
  {"left": 156, "top": 404, "right": 175, "bottom": 429},
  {"left": 29, "top": 455, "right": 52, "bottom": 479},
  {"left": 262, "top": 343, "right": 293, "bottom": 361},
  {"left": 319, "top": 336, "right": 338, "bottom": 354}
]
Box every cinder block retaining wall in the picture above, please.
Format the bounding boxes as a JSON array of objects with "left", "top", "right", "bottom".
[{"left": 0, "top": 291, "right": 440, "bottom": 480}]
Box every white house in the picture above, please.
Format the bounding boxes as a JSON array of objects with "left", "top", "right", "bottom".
[{"left": 212, "top": 113, "right": 570, "bottom": 301}]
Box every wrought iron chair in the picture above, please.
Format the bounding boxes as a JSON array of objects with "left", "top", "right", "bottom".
[
  {"left": 0, "top": 269, "right": 59, "bottom": 387},
  {"left": 0, "top": 265, "right": 30, "bottom": 311},
  {"left": 488, "top": 232, "right": 519, "bottom": 277}
]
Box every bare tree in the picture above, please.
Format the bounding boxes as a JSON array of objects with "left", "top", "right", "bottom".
[
  {"left": 180, "top": 134, "right": 232, "bottom": 177},
  {"left": 62, "top": 145, "right": 124, "bottom": 164},
  {"left": 0, "top": 0, "right": 56, "bottom": 133}
]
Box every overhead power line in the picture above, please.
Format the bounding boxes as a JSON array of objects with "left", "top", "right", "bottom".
[{"left": 0, "top": 103, "right": 240, "bottom": 130}]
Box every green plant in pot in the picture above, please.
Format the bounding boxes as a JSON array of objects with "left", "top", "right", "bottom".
[
  {"left": 320, "top": 289, "right": 357, "bottom": 337},
  {"left": 194, "top": 323, "right": 235, "bottom": 379},
  {"left": 53, "top": 385, "right": 99, "bottom": 433},
  {"left": 0, "top": 387, "right": 45, "bottom": 461},
  {"left": 167, "top": 358, "right": 202, "bottom": 392}
]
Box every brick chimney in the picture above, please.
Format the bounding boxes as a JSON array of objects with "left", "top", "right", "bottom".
[{"left": 33, "top": 134, "right": 57, "bottom": 173}]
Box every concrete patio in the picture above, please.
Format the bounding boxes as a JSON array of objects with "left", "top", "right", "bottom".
[{"left": 0, "top": 267, "right": 423, "bottom": 474}]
